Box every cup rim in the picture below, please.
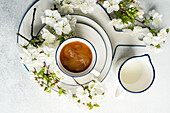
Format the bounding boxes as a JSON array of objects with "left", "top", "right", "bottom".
[
  {"left": 118, "top": 54, "right": 155, "bottom": 93},
  {"left": 55, "top": 37, "right": 97, "bottom": 78}
]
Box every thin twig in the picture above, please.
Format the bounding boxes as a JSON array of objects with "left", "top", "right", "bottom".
[
  {"left": 53, "top": 4, "right": 58, "bottom": 10},
  {"left": 135, "top": 18, "right": 151, "bottom": 30},
  {"left": 72, "top": 77, "right": 85, "bottom": 90},
  {"left": 16, "top": 33, "right": 30, "bottom": 42},
  {"left": 43, "top": 62, "right": 59, "bottom": 84},
  {"left": 43, "top": 62, "right": 52, "bottom": 74},
  {"left": 31, "top": 8, "right": 36, "bottom": 39}
]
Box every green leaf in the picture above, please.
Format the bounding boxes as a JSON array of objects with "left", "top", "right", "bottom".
[
  {"left": 143, "top": 19, "right": 149, "bottom": 23},
  {"left": 150, "top": 16, "right": 153, "bottom": 21},
  {"left": 150, "top": 29, "right": 157, "bottom": 36},
  {"left": 33, "top": 58, "right": 37, "bottom": 61},
  {"left": 85, "top": 86, "right": 89, "bottom": 89},
  {"left": 48, "top": 89, "right": 51, "bottom": 93},
  {"left": 72, "top": 94, "right": 77, "bottom": 98},
  {"left": 37, "top": 67, "right": 45, "bottom": 76},
  {"left": 166, "top": 28, "right": 169, "bottom": 33},
  {"left": 77, "top": 100, "right": 81, "bottom": 103},
  {"left": 87, "top": 102, "right": 94, "bottom": 110},
  {"left": 92, "top": 80, "right": 96, "bottom": 83},
  {"left": 29, "top": 40, "right": 36, "bottom": 45},
  {"left": 89, "top": 95, "right": 92, "bottom": 99},
  {"left": 44, "top": 87, "right": 49, "bottom": 91},
  {"left": 23, "top": 44, "right": 29, "bottom": 49},
  {"left": 59, "top": 89, "right": 62, "bottom": 96},
  {"left": 89, "top": 105, "right": 94, "bottom": 110},
  {"left": 50, "top": 84, "right": 55, "bottom": 88},
  {"left": 58, "top": 88, "right": 66, "bottom": 96},
  {"left": 94, "top": 104, "right": 100, "bottom": 107},
  {"left": 155, "top": 44, "right": 161, "bottom": 48},
  {"left": 57, "top": 35, "right": 65, "bottom": 45}
]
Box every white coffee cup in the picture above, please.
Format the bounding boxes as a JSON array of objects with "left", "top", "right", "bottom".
[
  {"left": 114, "top": 54, "right": 155, "bottom": 99},
  {"left": 55, "top": 37, "right": 100, "bottom": 77}
]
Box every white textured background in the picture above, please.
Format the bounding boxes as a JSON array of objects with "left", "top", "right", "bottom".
[{"left": 0, "top": 0, "right": 170, "bottom": 113}]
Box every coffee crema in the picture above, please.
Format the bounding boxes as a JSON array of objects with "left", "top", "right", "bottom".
[{"left": 60, "top": 41, "right": 92, "bottom": 73}]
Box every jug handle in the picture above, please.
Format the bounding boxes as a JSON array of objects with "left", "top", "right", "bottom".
[{"left": 115, "top": 84, "right": 126, "bottom": 99}]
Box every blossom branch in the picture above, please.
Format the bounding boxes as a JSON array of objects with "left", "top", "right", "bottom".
[
  {"left": 43, "top": 62, "right": 59, "bottom": 83},
  {"left": 31, "top": 8, "right": 36, "bottom": 39},
  {"left": 119, "top": 8, "right": 151, "bottom": 30},
  {"left": 16, "top": 33, "right": 30, "bottom": 42},
  {"left": 43, "top": 62, "right": 51, "bottom": 74},
  {"left": 72, "top": 77, "right": 85, "bottom": 90},
  {"left": 135, "top": 18, "right": 151, "bottom": 30}
]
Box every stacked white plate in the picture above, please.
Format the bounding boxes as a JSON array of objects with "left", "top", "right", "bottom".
[{"left": 17, "top": 0, "right": 147, "bottom": 92}]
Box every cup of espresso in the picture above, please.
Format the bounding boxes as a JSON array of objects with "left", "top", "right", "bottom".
[{"left": 55, "top": 37, "right": 100, "bottom": 77}]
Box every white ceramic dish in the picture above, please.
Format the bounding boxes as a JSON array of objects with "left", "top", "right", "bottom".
[{"left": 17, "top": 0, "right": 148, "bottom": 92}]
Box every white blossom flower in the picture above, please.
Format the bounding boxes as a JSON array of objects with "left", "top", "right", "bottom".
[
  {"left": 123, "top": 26, "right": 149, "bottom": 39},
  {"left": 109, "top": 19, "right": 130, "bottom": 29},
  {"left": 144, "top": 33, "right": 164, "bottom": 46},
  {"left": 71, "top": 0, "right": 83, "bottom": 8},
  {"left": 152, "top": 14, "right": 163, "bottom": 28},
  {"left": 44, "top": 9, "right": 61, "bottom": 20},
  {"left": 149, "top": 10, "right": 163, "bottom": 28},
  {"left": 17, "top": 44, "right": 32, "bottom": 64},
  {"left": 143, "top": 33, "right": 154, "bottom": 45},
  {"left": 53, "top": 21, "right": 63, "bottom": 35},
  {"left": 89, "top": 82, "right": 95, "bottom": 90},
  {"left": 17, "top": 44, "right": 44, "bottom": 70},
  {"left": 129, "top": 0, "right": 141, "bottom": 10},
  {"left": 136, "top": 10, "right": 144, "bottom": 19},
  {"left": 103, "top": 0, "right": 121, "bottom": 13},
  {"left": 28, "top": 45, "right": 56, "bottom": 67},
  {"left": 54, "top": 17, "right": 72, "bottom": 35},
  {"left": 146, "top": 45, "right": 162, "bottom": 53},
  {"left": 66, "top": 15, "right": 77, "bottom": 30},
  {"left": 158, "top": 28, "right": 168, "bottom": 38},
  {"left": 41, "top": 17, "right": 55, "bottom": 27},
  {"left": 57, "top": 70, "right": 68, "bottom": 82},
  {"left": 66, "top": 90, "right": 77, "bottom": 102},
  {"left": 42, "top": 46, "right": 56, "bottom": 65},
  {"left": 148, "top": 9, "right": 156, "bottom": 16},
  {"left": 41, "top": 42, "right": 59, "bottom": 49},
  {"left": 60, "top": 4, "right": 74, "bottom": 13},
  {"left": 63, "top": 0, "right": 72, "bottom": 4},
  {"left": 41, "top": 9, "right": 61, "bottom": 27},
  {"left": 92, "top": 82, "right": 105, "bottom": 95},
  {"left": 53, "top": 0, "right": 63, "bottom": 4},
  {"left": 41, "top": 28, "right": 56, "bottom": 43},
  {"left": 143, "top": 32, "right": 166, "bottom": 53},
  {"left": 76, "top": 88, "right": 91, "bottom": 104},
  {"left": 80, "top": 0, "right": 96, "bottom": 14},
  {"left": 76, "top": 88, "right": 89, "bottom": 97},
  {"left": 91, "top": 95, "right": 103, "bottom": 105},
  {"left": 48, "top": 61, "right": 68, "bottom": 82},
  {"left": 128, "top": 0, "right": 144, "bottom": 19}
]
